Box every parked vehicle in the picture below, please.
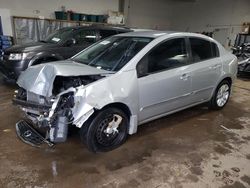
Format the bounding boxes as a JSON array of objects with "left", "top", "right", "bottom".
[
  {"left": 232, "top": 33, "right": 250, "bottom": 76},
  {"left": 234, "top": 33, "right": 250, "bottom": 48},
  {"left": 13, "top": 31, "right": 237, "bottom": 152},
  {"left": 232, "top": 43, "right": 250, "bottom": 76},
  {"left": 238, "top": 57, "right": 250, "bottom": 76},
  {"left": 232, "top": 43, "right": 250, "bottom": 59},
  {"left": 0, "top": 25, "right": 131, "bottom": 81}
]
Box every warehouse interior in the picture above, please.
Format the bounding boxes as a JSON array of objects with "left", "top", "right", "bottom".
[{"left": 0, "top": 0, "right": 250, "bottom": 187}]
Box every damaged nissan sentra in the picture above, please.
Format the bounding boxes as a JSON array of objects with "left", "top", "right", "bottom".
[{"left": 13, "top": 31, "right": 238, "bottom": 152}]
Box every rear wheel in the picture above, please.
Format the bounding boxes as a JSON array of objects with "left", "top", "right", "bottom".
[
  {"left": 209, "top": 80, "right": 231, "bottom": 110},
  {"left": 80, "top": 107, "right": 128, "bottom": 152}
]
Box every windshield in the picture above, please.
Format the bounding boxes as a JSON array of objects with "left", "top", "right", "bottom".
[
  {"left": 44, "top": 28, "right": 74, "bottom": 43},
  {"left": 72, "top": 36, "right": 152, "bottom": 71}
]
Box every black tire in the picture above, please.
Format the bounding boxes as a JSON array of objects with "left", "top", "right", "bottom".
[
  {"left": 209, "top": 80, "right": 231, "bottom": 110},
  {"left": 80, "top": 107, "right": 129, "bottom": 152}
]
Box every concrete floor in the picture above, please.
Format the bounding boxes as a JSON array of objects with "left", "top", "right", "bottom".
[{"left": 0, "top": 79, "right": 250, "bottom": 188}]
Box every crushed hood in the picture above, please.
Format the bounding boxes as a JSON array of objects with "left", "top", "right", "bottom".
[{"left": 17, "top": 60, "right": 112, "bottom": 97}]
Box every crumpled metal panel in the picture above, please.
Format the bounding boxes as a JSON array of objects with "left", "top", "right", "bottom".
[
  {"left": 17, "top": 60, "right": 112, "bottom": 97},
  {"left": 16, "top": 59, "right": 139, "bottom": 133},
  {"left": 46, "top": 86, "right": 95, "bottom": 128}
]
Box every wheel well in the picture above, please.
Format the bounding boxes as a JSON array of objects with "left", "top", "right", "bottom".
[
  {"left": 221, "top": 77, "right": 232, "bottom": 86},
  {"left": 101, "top": 103, "right": 131, "bottom": 118}
]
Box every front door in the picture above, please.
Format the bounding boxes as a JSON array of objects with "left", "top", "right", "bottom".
[{"left": 137, "top": 38, "right": 192, "bottom": 122}]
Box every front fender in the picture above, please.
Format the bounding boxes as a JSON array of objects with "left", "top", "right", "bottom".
[{"left": 72, "top": 70, "right": 139, "bottom": 134}]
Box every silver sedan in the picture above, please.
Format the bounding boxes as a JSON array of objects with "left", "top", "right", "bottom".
[{"left": 14, "top": 31, "right": 238, "bottom": 152}]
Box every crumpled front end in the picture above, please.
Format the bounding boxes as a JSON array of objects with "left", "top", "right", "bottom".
[
  {"left": 13, "top": 83, "right": 95, "bottom": 145},
  {"left": 13, "top": 62, "right": 110, "bottom": 145},
  {"left": 13, "top": 71, "right": 110, "bottom": 146},
  {"left": 13, "top": 61, "right": 139, "bottom": 148}
]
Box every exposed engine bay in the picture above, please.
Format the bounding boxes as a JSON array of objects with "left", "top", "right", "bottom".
[{"left": 13, "top": 75, "right": 104, "bottom": 145}]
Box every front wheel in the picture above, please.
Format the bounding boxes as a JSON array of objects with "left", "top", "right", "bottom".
[
  {"left": 80, "top": 108, "right": 129, "bottom": 152},
  {"left": 209, "top": 80, "right": 231, "bottom": 110}
]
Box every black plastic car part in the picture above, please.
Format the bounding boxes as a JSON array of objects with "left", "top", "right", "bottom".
[
  {"left": 16, "top": 120, "right": 54, "bottom": 147},
  {"left": 12, "top": 98, "right": 51, "bottom": 111}
]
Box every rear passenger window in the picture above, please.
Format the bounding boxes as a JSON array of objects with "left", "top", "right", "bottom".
[
  {"left": 211, "top": 42, "right": 220, "bottom": 57},
  {"left": 190, "top": 38, "right": 214, "bottom": 62}
]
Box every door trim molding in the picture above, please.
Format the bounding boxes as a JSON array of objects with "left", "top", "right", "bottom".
[
  {"left": 139, "top": 99, "right": 210, "bottom": 125},
  {"left": 140, "top": 92, "right": 192, "bottom": 112}
]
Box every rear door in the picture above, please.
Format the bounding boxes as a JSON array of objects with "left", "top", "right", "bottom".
[
  {"left": 137, "top": 38, "right": 193, "bottom": 122},
  {"left": 188, "top": 37, "right": 222, "bottom": 103}
]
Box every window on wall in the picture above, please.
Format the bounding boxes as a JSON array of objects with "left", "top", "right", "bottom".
[
  {"left": 189, "top": 38, "right": 219, "bottom": 62},
  {"left": 137, "top": 38, "right": 188, "bottom": 77}
]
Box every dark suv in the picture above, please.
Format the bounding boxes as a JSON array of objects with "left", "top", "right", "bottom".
[{"left": 0, "top": 25, "right": 131, "bottom": 80}]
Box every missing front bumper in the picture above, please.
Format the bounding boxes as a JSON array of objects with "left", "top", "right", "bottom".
[{"left": 16, "top": 120, "right": 54, "bottom": 147}]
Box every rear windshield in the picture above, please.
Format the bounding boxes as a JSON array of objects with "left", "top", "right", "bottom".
[{"left": 72, "top": 36, "right": 152, "bottom": 71}]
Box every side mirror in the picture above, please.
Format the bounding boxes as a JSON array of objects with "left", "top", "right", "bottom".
[{"left": 65, "top": 38, "right": 76, "bottom": 46}]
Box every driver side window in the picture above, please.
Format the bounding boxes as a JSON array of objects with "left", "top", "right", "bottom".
[
  {"left": 137, "top": 38, "right": 188, "bottom": 77},
  {"left": 74, "top": 30, "right": 96, "bottom": 45}
]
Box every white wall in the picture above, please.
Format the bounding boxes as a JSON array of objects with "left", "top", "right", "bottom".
[
  {"left": 1, "top": 0, "right": 250, "bottom": 47},
  {"left": 0, "top": 0, "right": 119, "bottom": 17},
  {"left": 124, "top": 0, "right": 174, "bottom": 30},
  {"left": 0, "top": 0, "right": 118, "bottom": 36},
  {"left": 0, "top": 8, "right": 12, "bottom": 36},
  {"left": 171, "top": 0, "right": 250, "bottom": 48},
  {"left": 125, "top": 0, "right": 250, "bottom": 47}
]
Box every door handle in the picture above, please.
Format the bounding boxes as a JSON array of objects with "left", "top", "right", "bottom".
[
  {"left": 180, "top": 73, "right": 190, "bottom": 80},
  {"left": 209, "top": 65, "right": 217, "bottom": 69},
  {"left": 216, "top": 64, "right": 222, "bottom": 68}
]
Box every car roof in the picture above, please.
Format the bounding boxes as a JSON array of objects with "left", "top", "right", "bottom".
[
  {"left": 60, "top": 25, "right": 131, "bottom": 32},
  {"left": 117, "top": 30, "right": 214, "bottom": 40}
]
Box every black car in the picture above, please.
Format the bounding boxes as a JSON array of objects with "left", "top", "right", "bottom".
[{"left": 0, "top": 25, "right": 131, "bottom": 81}]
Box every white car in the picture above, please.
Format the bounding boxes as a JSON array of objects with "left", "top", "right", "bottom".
[{"left": 13, "top": 31, "right": 238, "bottom": 152}]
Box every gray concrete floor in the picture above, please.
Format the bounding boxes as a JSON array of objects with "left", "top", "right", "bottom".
[{"left": 0, "top": 79, "right": 250, "bottom": 188}]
